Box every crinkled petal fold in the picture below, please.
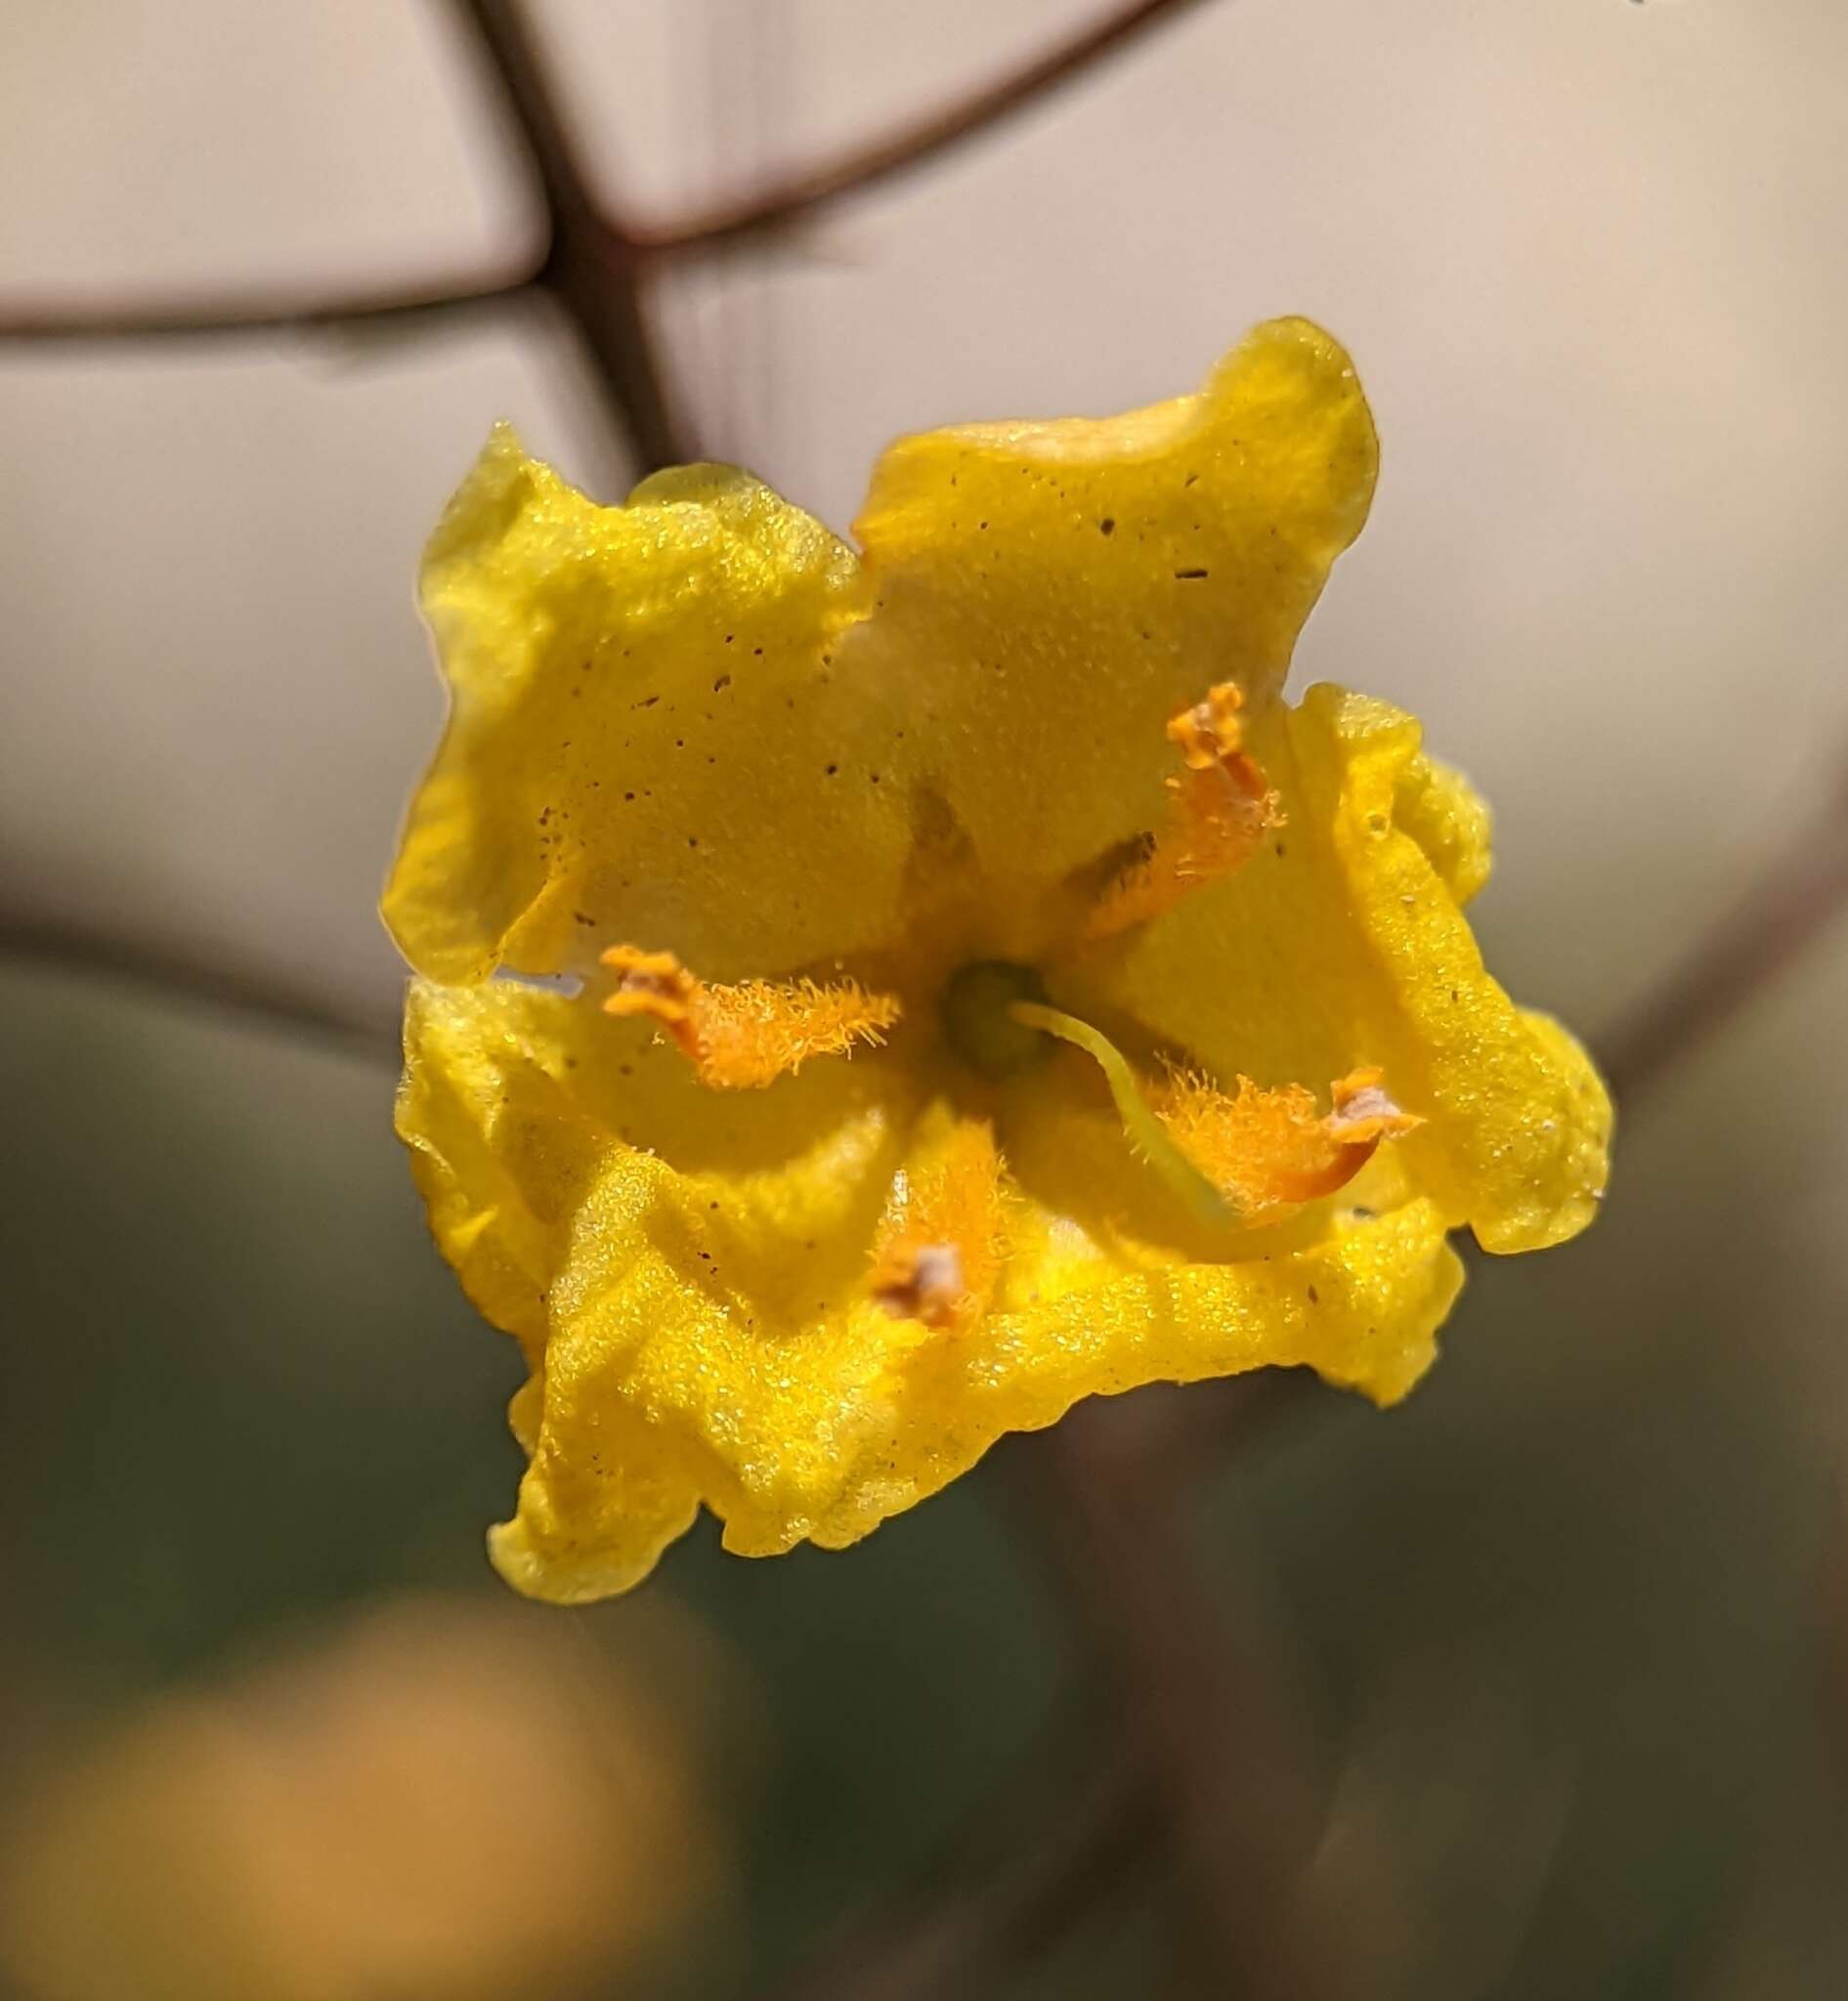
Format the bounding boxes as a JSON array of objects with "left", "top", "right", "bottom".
[
  {"left": 406, "top": 972, "right": 1461, "bottom": 1598},
  {"left": 384, "top": 437, "right": 920, "bottom": 985},
  {"left": 398, "top": 975, "right": 921, "bottom": 1598},
  {"left": 1072, "top": 683, "right": 1612, "bottom": 1252},
  {"left": 839, "top": 318, "right": 1379, "bottom": 929},
  {"left": 525, "top": 1161, "right": 1460, "bottom": 1593}
]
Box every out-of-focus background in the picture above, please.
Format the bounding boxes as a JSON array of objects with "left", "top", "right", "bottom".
[{"left": 4, "top": 3, "right": 1847, "bottom": 1995}]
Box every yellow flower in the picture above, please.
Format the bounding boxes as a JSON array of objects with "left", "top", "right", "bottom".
[{"left": 384, "top": 318, "right": 1611, "bottom": 1603}]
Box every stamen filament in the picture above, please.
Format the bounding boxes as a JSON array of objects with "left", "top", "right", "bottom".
[
  {"left": 1008, "top": 1000, "right": 1234, "bottom": 1227},
  {"left": 602, "top": 943, "right": 900, "bottom": 1089}
]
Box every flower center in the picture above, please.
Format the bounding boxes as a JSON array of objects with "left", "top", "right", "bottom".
[
  {"left": 595, "top": 940, "right": 1419, "bottom": 1265},
  {"left": 938, "top": 960, "right": 1053, "bottom": 1080},
  {"left": 939, "top": 958, "right": 1233, "bottom": 1227}
]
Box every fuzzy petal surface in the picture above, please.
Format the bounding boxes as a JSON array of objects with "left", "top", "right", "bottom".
[
  {"left": 507, "top": 1109, "right": 1459, "bottom": 1595},
  {"left": 842, "top": 317, "right": 1378, "bottom": 925},
  {"left": 383, "top": 442, "right": 920, "bottom": 985}
]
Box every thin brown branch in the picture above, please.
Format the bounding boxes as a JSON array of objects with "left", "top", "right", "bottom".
[
  {"left": 0, "top": 913, "right": 399, "bottom": 1059},
  {"left": 632, "top": 0, "right": 1218, "bottom": 256},
  {"left": 1594, "top": 760, "right": 1848, "bottom": 1106},
  {"left": 451, "top": 0, "right": 690, "bottom": 469},
  {"left": 0, "top": 5, "right": 691, "bottom": 475},
  {"left": 767, "top": 1722, "right": 1154, "bottom": 2001},
  {"left": 0, "top": 0, "right": 1209, "bottom": 427},
  {"left": 1016, "top": 1401, "right": 1365, "bottom": 1998},
  {"left": 0, "top": 274, "right": 536, "bottom": 346}
]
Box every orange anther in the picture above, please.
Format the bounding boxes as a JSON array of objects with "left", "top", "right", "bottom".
[
  {"left": 1327, "top": 1067, "right": 1418, "bottom": 1142},
  {"left": 1166, "top": 680, "right": 1247, "bottom": 769},
  {"left": 1158, "top": 1065, "right": 1421, "bottom": 1220},
  {"left": 1089, "top": 683, "right": 1282, "bottom": 939},
  {"left": 870, "top": 1239, "right": 967, "bottom": 1329},
  {"left": 867, "top": 1118, "right": 1005, "bottom": 1330},
  {"left": 601, "top": 945, "right": 694, "bottom": 1013},
  {"left": 601, "top": 945, "right": 703, "bottom": 1062}
]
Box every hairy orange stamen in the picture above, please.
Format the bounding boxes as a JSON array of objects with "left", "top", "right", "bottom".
[
  {"left": 601, "top": 944, "right": 900, "bottom": 1089},
  {"left": 1158, "top": 1063, "right": 1421, "bottom": 1220},
  {"left": 869, "top": 1119, "right": 1005, "bottom": 1330},
  {"left": 1089, "top": 681, "right": 1283, "bottom": 939}
]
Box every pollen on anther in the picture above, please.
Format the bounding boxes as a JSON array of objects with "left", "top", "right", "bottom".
[
  {"left": 871, "top": 1240, "right": 967, "bottom": 1329},
  {"left": 601, "top": 946, "right": 695, "bottom": 1022},
  {"left": 1166, "top": 680, "right": 1248, "bottom": 769}
]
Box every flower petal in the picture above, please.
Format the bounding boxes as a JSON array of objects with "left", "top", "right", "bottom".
[
  {"left": 840, "top": 318, "right": 1378, "bottom": 928},
  {"left": 518, "top": 1105, "right": 985, "bottom": 1587},
  {"left": 1393, "top": 745, "right": 1493, "bottom": 907},
  {"left": 1072, "top": 684, "right": 1612, "bottom": 1253},
  {"left": 397, "top": 974, "right": 923, "bottom": 1598},
  {"left": 398, "top": 977, "right": 602, "bottom": 1363},
  {"left": 405, "top": 977, "right": 1460, "bottom": 1600},
  {"left": 383, "top": 434, "right": 919, "bottom": 986},
  {"left": 499, "top": 1111, "right": 1457, "bottom": 1595},
  {"left": 990, "top": 1194, "right": 1462, "bottom": 1410},
  {"left": 794, "top": 1191, "right": 1464, "bottom": 1556}
]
